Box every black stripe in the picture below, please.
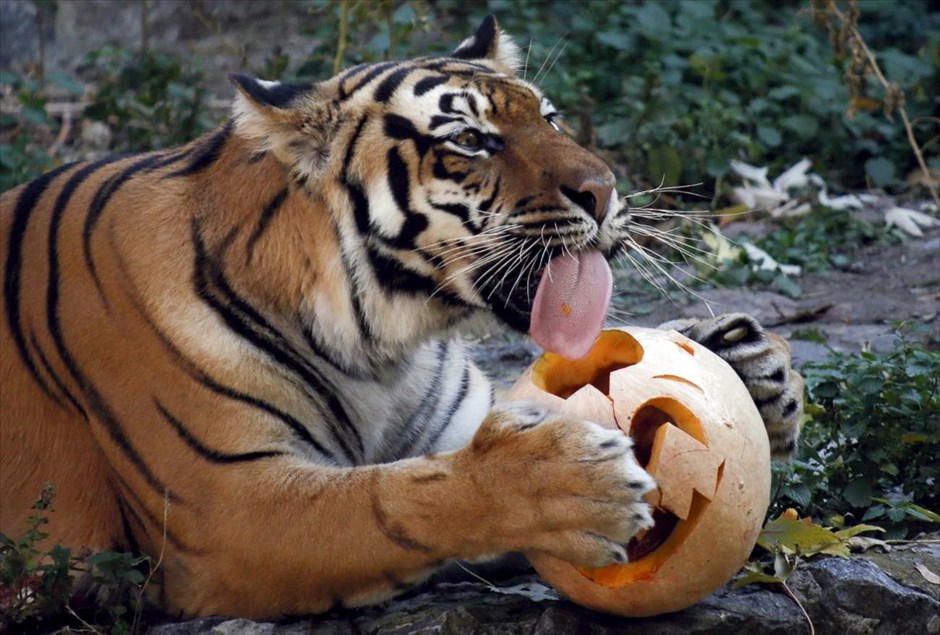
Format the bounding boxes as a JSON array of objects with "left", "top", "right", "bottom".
[
  {"left": 301, "top": 327, "right": 375, "bottom": 381},
  {"left": 340, "top": 116, "right": 372, "bottom": 234},
  {"left": 374, "top": 66, "right": 416, "bottom": 103},
  {"left": 164, "top": 121, "right": 234, "bottom": 178},
  {"left": 341, "top": 61, "right": 399, "bottom": 101},
  {"left": 110, "top": 470, "right": 194, "bottom": 553},
  {"left": 439, "top": 93, "right": 457, "bottom": 114},
  {"left": 430, "top": 202, "right": 471, "bottom": 222},
  {"left": 383, "top": 342, "right": 448, "bottom": 459},
  {"left": 45, "top": 161, "right": 177, "bottom": 502},
  {"left": 337, "top": 62, "right": 372, "bottom": 84},
  {"left": 155, "top": 400, "right": 284, "bottom": 464},
  {"left": 192, "top": 224, "right": 364, "bottom": 462},
  {"left": 337, "top": 115, "right": 378, "bottom": 343},
  {"left": 370, "top": 476, "right": 433, "bottom": 553},
  {"left": 30, "top": 330, "right": 85, "bottom": 415},
  {"left": 384, "top": 114, "right": 433, "bottom": 157},
  {"left": 386, "top": 147, "right": 428, "bottom": 248},
  {"left": 479, "top": 180, "right": 500, "bottom": 212},
  {"left": 3, "top": 162, "right": 80, "bottom": 410},
  {"left": 424, "top": 362, "right": 471, "bottom": 451},
  {"left": 413, "top": 74, "right": 449, "bottom": 96},
  {"left": 466, "top": 94, "right": 480, "bottom": 118},
  {"left": 753, "top": 394, "right": 782, "bottom": 410},
  {"left": 367, "top": 245, "right": 435, "bottom": 295},
  {"left": 116, "top": 496, "right": 143, "bottom": 554},
  {"left": 432, "top": 151, "right": 469, "bottom": 183},
  {"left": 246, "top": 187, "right": 290, "bottom": 262},
  {"left": 759, "top": 367, "right": 787, "bottom": 384},
  {"left": 83, "top": 152, "right": 176, "bottom": 307},
  {"left": 421, "top": 58, "right": 495, "bottom": 74},
  {"left": 429, "top": 114, "right": 461, "bottom": 130}
]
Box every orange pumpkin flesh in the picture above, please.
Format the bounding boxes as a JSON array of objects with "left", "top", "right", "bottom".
[{"left": 508, "top": 327, "right": 771, "bottom": 617}]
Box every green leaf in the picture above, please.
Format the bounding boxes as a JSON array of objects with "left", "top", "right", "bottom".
[
  {"left": 865, "top": 157, "right": 896, "bottom": 187},
  {"left": 757, "top": 125, "right": 782, "bottom": 147},
  {"left": 647, "top": 144, "right": 682, "bottom": 188},
  {"left": 636, "top": 3, "right": 672, "bottom": 37},
  {"left": 733, "top": 561, "right": 787, "bottom": 588},
  {"left": 842, "top": 478, "right": 873, "bottom": 508},
  {"left": 758, "top": 513, "right": 849, "bottom": 558},
  {"left": 392, "top": 3, "right": 416, "bottom": 24},
  {"left": 596, "top": 31, "right": 634, "bottom": 51},
  {"left": 781, "top": 114, "right": 819, "bottom": 139},
  {"left": 772, "top": 272, "right": 802, "bottom": 298},
  {"left": 45, "top": 71, "right": 85, "bottom": 95},
  {"left": 833, "top": 524, "right": 885, "bottom": 540}
]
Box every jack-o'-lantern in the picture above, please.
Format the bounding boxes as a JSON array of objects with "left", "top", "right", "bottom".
[{"left": 508, "top": 326, "right": 771, "bottom": 617}]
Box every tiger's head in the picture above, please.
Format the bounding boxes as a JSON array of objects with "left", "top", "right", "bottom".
[{"left": 231, "top": 16, "right": 628, "bottom": 361}]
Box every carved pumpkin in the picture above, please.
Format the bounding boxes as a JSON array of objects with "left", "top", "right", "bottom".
[{"left": 508, "top": 326, "right": 771, "bottom": 617}]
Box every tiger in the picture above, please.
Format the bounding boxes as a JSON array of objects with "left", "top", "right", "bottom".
[{"left": 0, "top": 16, "right": 803, "bottom": 619}]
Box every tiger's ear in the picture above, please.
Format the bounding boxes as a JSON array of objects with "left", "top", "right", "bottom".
[
  {"left": 230, "top": 74, "right": 341, "bottom": 180},
  {"left": 452, "top": 15, "right": 523, "bottom": 74}
]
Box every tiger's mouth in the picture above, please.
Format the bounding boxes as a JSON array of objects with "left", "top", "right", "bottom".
[{"left": 476, "top": 249, "right": 614, "bottom": 360}]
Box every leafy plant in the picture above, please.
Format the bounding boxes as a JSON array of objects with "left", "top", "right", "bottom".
[
  {"left": 0, "top": 485, "right": 154, "bottom": 633},
  {"left": 771, "top": 322, "right": 940, "bottom": 538},
  {"left": 80, "top": 46, "right": 217, "bottom": 152},
  {"left": 0, "top": 484, "right": 74, "bottom": 628},
  {"left": 0, "top": 71, "right": 62, "bottom": 191}
]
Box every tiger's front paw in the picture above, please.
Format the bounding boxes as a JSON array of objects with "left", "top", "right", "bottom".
[
  {"left": 464, "top": 404, "right": 656, "bottom": 567},
  {"left": 658, "top": 313, "right": 804, "bottom": 458}
]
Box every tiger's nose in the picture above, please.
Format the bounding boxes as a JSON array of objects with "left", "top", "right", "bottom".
[{"left": 561, "top": 178, "right": 615, "bottom": 221}]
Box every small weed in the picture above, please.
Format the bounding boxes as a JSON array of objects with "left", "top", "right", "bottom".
[
  {"left": 0, "top": 485, "right": 154, "bottom": 633},
  {"left": 0, "top": 484, "right": 73, "bottom": 627}
]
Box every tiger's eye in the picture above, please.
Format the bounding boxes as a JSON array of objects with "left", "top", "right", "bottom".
[{"left": 455, "top": 129, "right": 482, "bottom": 149}]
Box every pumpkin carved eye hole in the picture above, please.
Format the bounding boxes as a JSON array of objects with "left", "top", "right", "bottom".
[{"left": 453, "top": 129, "right": 483, "bottom": 150}]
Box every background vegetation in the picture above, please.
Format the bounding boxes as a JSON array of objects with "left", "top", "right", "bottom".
[{"left": 0, "top": 0, "right": 937, "bottom": 631}]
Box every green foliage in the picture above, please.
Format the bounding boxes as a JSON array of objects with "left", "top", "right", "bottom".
[
  {"left": 289, "top": 0, "right": 444, "bottom": 82},
  {"left": 447, "top": 0, "right": 938, "bottom": 193},
  {"left": 0, "top": 484, "right": 74, "bottom": 628},
  {"left": 0, "top": 485, "right": 152, "bottom": 633},
  {"left": 771, "top": 323, "right": 940, "bottom": 538},
  {"left": 0, "top": 71, "right": 59, "bottom": 192},
  {"left": 80, "top": 47, "right": 216, "bottom": 152}
]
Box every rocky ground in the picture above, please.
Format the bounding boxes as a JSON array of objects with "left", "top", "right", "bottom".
[{"left": 150, "top": 538, "right": 939, "bottom": 634}]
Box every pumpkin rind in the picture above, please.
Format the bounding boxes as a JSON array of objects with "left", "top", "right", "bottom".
[{"left": 508, "top": 326, "right": 771, "bottom": 617}]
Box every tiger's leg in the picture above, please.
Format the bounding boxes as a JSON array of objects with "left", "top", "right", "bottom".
[
  {"left": 658, "top": 313, "right": 804, "bottom": 458},
  {"left": 171, "top": 404, "right": 655, "bottom": 618}
]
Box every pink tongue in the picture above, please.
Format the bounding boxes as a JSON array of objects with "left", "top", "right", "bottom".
[{"left": 530, "top": 251, "right": 612, "bottom": 360}]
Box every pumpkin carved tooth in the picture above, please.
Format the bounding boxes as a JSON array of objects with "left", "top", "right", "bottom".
[{"left": 508, "top": 326, "right": 771, "bottom": 617}]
